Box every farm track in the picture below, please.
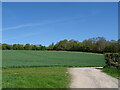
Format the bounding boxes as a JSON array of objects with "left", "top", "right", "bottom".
[{"left": 69, "top": 67, "right": 118, "bottom": 88}]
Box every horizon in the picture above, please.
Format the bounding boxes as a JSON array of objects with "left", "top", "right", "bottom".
[
  {"left": 1, "top": 37, "right": 118, "bottom": 46},
  {"left": 2, "top": 2, "right": 118, "bottom": 46}
]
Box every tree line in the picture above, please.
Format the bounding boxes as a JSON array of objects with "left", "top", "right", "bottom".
[{"left": 1, "top": 37, "right": 119, "bottom": 53}]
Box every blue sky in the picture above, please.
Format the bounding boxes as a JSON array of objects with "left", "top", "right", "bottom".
[{"left": 2, "top": 2, "right": 118, "bottom": 46}]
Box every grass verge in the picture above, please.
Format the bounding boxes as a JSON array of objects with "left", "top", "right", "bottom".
[
  {"left": 2, "top": 67, "right": 70, "bottom": 88},
  {"left": 102, "top": 66, "right": 120, "bottom": 79}
]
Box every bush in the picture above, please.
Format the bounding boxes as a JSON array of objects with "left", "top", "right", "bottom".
[{"left": 104, "top": 53, "right": 120, "bottom": 68}]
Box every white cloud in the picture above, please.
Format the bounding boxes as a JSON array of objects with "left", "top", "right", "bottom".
[
  {"left": 3, "top": 16, "right": 84, "bottom": 31},
  {"left": 3, "top": 10, "right": 100, "bottom": 31},
  {"left": 3, "top": 21, "right": 54, "bottom": 31}
]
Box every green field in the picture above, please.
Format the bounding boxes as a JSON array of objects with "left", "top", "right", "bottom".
[
  {"left": 2, "top": 67, "right": 69, "bottom": 88},
  {"left": 3, "top": 50, "right": 105, "bottom": 67},
  {"left": 2, "top": 50, "right": 106, "bottom": 88}
]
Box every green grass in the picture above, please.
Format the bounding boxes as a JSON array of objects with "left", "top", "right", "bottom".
[
  {"left": 3, "top": 50, "right": 105, "bottom": 67},
  {"left": 2, "top": 50, "right": 106, "bottom": 88},
  {"left": 102, "top": 66, "right": 120, "bottom": 79},
  {"left": 2, "top": 67, "right": 70, "bottom": 88}
]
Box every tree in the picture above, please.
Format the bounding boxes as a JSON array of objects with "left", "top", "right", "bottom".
[
  {"left": 2, "top": 44, "right": 12, "bottom": 50},
  {"left": 87, "top": 37, "right": 107, "bottom": 53},
  {"left": 104, "top": 42, "right": 118, "bottom": 53},
  {"left": 13, "top": 44, "right": 17, "bottom": 50},
  {"left": 47, "top": 43, "right": 54, "bottom": 50},
  {"left": 17, "top": 44, "right": 24, "bottom": 50},
  {"left": 41, "top": 46, "right": 46, "bottom": 50},
  {"left": 1, "top": 37, "right": 119, "bottom": 53},
  {"left": 6, "top": 45, "right": 13, "bottom": 50},
  {"left": 68, "top": 40, "right": 78, "bottom": 51},
  {"left": 54, "top": 39, "right": 68, "bottom": 50},
  {"left": 24, "top": 44, "right": 32, "bottom": 50},
  {"left": 32, "top": 45, "right": 37, "bottom": 50},
  {"left": 82, "top": 40, "right": 92, "bottom": 52}
]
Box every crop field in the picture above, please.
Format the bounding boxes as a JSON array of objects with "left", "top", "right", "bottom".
[
  {"left": 2, "top": 67, "right": 69, "bottom": 88},
  {"left": 2, "top": 50, "right": 105, "bottom": 88},
  {"left": 2, "top": 50, "right": 105, "bottom": 67}
]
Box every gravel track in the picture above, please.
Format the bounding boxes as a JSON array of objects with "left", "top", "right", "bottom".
[{"left": 69, "top": 67, "right": 118, "bottom": 88}]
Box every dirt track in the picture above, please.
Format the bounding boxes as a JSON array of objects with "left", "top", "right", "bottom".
[{"left": 69, "top": 67, "right": 118, "bottom": 88}]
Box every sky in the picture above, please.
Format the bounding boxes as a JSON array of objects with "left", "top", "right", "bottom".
[{"left": 2, "top": 2, "right": 118, "bottom": 46}]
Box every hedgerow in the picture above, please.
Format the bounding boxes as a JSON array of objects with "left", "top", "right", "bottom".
[{"left": 104, "top": 53, "right": 120, "bottom": 68}]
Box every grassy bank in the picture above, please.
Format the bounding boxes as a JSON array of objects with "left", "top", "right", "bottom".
[
  {"left": 2, "top": 67, "right": 70, "bottom": 88},
  {"left": 102, "top": 66, "right": 120, "bottom": 79}
]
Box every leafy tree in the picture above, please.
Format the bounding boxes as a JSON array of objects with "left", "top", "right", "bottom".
[
  {"left": 68, "top": 40, "right": 78, "bottom": 51},
  {"left": 24, "top": 44, "right": 32, "bottom": 50},
  {"left": 54, "top": 39, "right": 68, "bottom": 50},
  {"left": 47, "top": 43, "right": 54, "bottom": 50},
  {"left": 41, "top": 46, "right": 46, "bottom": 50},
  {"left": 1, "top": 37, "right": 119, "bottom": 53},
  {"left": 13, "top": 44, "right": 18, "bottom": 50},
  {"left": 17, "top": 44, "right": 24, "bottom": 50},
  {"left": 32, "top": 45, "right": 37, "bottom": 50},
  {"left": 104, "top": 42, "right": 118, "bottom": 53}
]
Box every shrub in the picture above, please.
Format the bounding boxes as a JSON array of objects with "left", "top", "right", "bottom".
[{"left": 104, "top": 53, "right": 120, "bottom": 68}]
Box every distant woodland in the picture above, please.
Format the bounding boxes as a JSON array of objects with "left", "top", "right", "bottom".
[{"left": 1, "top": 37, "right": 119, "bottom": 53}]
